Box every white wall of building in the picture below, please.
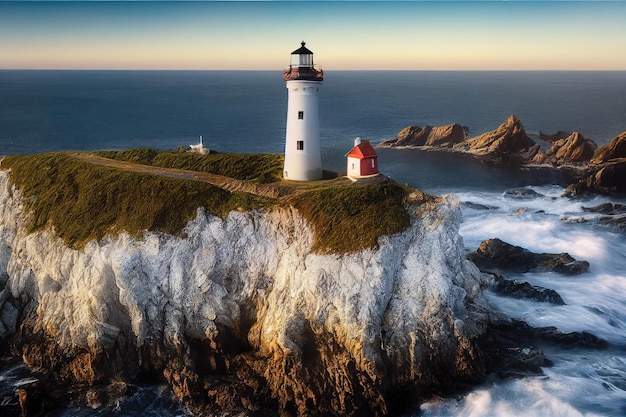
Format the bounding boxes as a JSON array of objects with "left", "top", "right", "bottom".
[{"left": 284, "top": 80, "right": 322, "bottom": 181}]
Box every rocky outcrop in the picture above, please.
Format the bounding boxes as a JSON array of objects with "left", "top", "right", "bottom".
[
  {"left": 467, "top": 238, "right": 589, "bottom": 275},
  {"left": 565, "top": 160, "right": 626, "bottom": 196},
  {"left": 480, "top": 319, "right": 607, "bottom": 379},
  {"left": 532, "top": 132, "right": 597, "bottom": 165},
  {"left": 0, "top": 169, "right": 492, "bottom": 416},
  {"left": 591, "top": 131, "right": 626, "bottom": 163},
  {"left": 563, "top": 131, "right": 626, "bottom": 196},
  {"left": 491, "top": 274, "right": 565, "bottom": 305},
  {"left": 378, "top": 123, "right": 468, "bottom": 148},
  {"left": 455, "top": 115, "right": 540, "bottom": 163}
]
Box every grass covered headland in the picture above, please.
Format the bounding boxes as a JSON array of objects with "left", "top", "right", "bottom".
[
  {"left": 95, "top": 148, "right": 284, "bottom": 184},
  {"left": 1, "top": 150, "right": 423, "bottom": 253}
]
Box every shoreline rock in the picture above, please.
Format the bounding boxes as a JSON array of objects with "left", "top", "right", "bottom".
[
  {"left": 467, "top": 238, "right": 590, "bottom": 275},
  {"left": 378, "top": 123, "right": 468, "bottom": 148},
  {"left": 491, "top": 273, "right": 565, "bottom": 305},
  {"left": 454, "top": 115, "right": 540, "bottom": 163},
  {"left": 380, "top": 116, "right": 626, "bottom": 196},
  {"left": 532, "top": 132, "right": 597, "bottom": 165},
  {"left": 591, "top": 131, "right": 626, "bottom": 163}
]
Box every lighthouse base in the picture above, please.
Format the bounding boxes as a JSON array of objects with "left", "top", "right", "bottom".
[{"left": 283, "top": 166, "right": 323, "bottom": 182}]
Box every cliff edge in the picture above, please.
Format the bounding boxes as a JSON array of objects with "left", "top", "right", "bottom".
[{"left": 0, "top": 152, "right": 491, "bottom": 416}]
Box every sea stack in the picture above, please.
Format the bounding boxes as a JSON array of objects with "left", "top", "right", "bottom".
[{"left": 283, "top": 41, "right": 324, "bottom": 181}]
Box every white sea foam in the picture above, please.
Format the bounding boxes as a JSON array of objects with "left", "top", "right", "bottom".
[
  {"left": 421, "top": 376, "right": 611, "bottom": 417},
  {"left": 434, "top": 187, "right": 626, "bottom": 417}
]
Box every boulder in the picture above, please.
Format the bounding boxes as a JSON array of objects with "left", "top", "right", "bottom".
[
  {"left": 379, "top": 123, "right": 468, "bottom": 148},
  {"left": 467, "top": 238, "right": 589, "bottom": 275},
  {"left": 457, "top": 115, "right": 540, "bottom": 163},
  {"left": 478, "top": 319, "right": 606, "bottom": 379},
  {"left": 591, "top": 131, "right": 626, "bottom": 163},
  {"left": 582, "top": 202, "right": 626, "bottom": 215},
  {"left": 533, "top": 132, "right": 597, "bottom": 165},
  {"left": 491, "top": 274, "right": 565, "bottom": 305},
  {"left": 566, "top": 160, "right": 626, "bottom": 196}
]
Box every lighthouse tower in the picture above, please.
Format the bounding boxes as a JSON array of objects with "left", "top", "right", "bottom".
[{"left": 283, "top": 41, "right": 324, "bottom": 181}]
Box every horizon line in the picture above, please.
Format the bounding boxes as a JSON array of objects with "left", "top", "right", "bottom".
[{"left": 2, "top": 68, "right": 626, "bottom": 72}]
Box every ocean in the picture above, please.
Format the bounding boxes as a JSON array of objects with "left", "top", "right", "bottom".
[{"left": 1, "top": 70, "right": 625, "bottom": 416}]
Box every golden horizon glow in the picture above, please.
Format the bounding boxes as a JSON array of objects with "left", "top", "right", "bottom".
[{"left": 1, "top": 2, "right": 625, "bottom": 71}]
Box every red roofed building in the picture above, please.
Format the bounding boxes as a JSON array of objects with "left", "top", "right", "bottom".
[{"left": 346, "top": 137, "right": 379, "bottom": 179}]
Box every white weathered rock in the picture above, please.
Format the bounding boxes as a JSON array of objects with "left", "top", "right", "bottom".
[{"left": 0, "top": 169, "right": 491, "bottom": 414}]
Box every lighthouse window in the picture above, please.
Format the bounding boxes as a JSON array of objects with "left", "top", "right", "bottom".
[
  {"left": 298, "top": 111, "right": 304, "bottom": 120},
  {"left": 297, "top": 141, "right": 304, "bottom": 150}
]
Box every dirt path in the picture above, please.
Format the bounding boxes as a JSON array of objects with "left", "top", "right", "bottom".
[{"left": 71, "top": 153, "right": 298, "bottom": 199}]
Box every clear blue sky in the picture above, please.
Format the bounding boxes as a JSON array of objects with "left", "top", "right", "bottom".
[{"left": 1, "top": 1, "right": 625, "bottom": 70}]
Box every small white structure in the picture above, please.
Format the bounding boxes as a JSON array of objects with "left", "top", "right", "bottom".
[
  {"left": 189, "top": 135, "right": 209, "bottom": 155},
  {"left": 283, "top": 41, "right": 324, "bottom": 181},
  {"left": 346, "top": 137, "right": 379, "bottom": 179}
]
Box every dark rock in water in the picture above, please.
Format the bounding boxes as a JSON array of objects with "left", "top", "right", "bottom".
[
  {"left": 456, "top": 115, "right": 540, "bottom": 163},
  {"left": 478, "top": 321, "right": 548, "bottom": 378},
  {"left": 583, "top": 202, "right": 626, "bottom": 215},
  {"left": 479, "top": 320, "right": 607, "bottom": 378},
  {"left": 491, "top": 274, "right": 565, "bottom": 305},
  {"left": 504, "top": 187, "right": 542, "bottom": 199},
  {"left": 591, "top": 130, "right": 626, "bottom": 163},
  {"left": 534, "top": 327, "right": 608, "bottom": 349},
  {"left": 540, "top": 131, "right": 571, "bottom": 143},
  {"left": 532, "top": 132, "right": 597, "bottom": 165},
  {"left": 467, "top": 238, "right": 590, "bottom": 275},
  {"left": 582, "top": 202, "right": 626, "bottom": 230},
  {"left": 598, "top": 215, "right": 626, "bottom": 231},
  {"left": 566, "top": 160, "right": 626, "bottom": 196},
  {"left": 462, "top": 201, "right": 498, "bottom": 211},
  {"left": 379, "top": 123, "right": 468, "bottom": 148},
  {"left": 481, "top": 320, "right": 607, "bottom": 374}
]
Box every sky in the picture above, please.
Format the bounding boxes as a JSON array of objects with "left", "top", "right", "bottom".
[{"left": 1, "top": 1, "right": 626, "bottom": 70}]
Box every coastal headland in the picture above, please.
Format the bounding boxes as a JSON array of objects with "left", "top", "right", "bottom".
[{"left": 0, "top": 149, "right": 608, "bottom": 416}]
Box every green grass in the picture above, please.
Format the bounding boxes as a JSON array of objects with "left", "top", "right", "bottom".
[
  {"left": 95, "top": 149, "right": 284, "bottom": 184},
  {"left": 2, "top": 153, "right": 274, "bottom": 249},
  {"left": 288, "top": 181, "right": 416, "bottom": 254},
  {"left": 2, "top": 151, "right": 423, "bottom": 254}
]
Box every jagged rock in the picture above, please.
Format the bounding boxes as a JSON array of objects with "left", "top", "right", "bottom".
[
  {"left": 0, "top": 170, "right": 491, "bottom": 416},
  {"left": 540, "top": 131, "right": 571, "bottom": 142},
  {"left": 379, "top": 123, "right": 468, "bottom": 148},
  {"left": 467, "top": 238, "right": 589, "bottom": 275},
  {"left": 479, "top": 319, "right": 607, "bottom": 378},
  {"left": 533, "top": 132, "right": 597, "bottom": 165},
  {"left": 491, "top": 274, "right": 565, "bottom": 305},
  {"left": 565, "top": 160, "right": 626, "bottom": 196},
  {"left": 591, "top": 131, "right": 626, "bottom": 163},
  {"left": 455, "top": 115, "right": 540, "bottom": 163}
]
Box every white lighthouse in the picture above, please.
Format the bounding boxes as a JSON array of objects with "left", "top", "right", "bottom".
[{"left": 283, "top": 41, "right": 324, "bottom": 181}]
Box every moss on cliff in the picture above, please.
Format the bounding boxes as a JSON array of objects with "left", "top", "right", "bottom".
[
  {"left": 289, "top": 181, "right": 413, "bottom": 254},
  {"left": 96, "top": 148, "right": 284, "bottom": 184},
  {"left": 2, "top": 151, "right": 419, "bottom": 254},
  {"left": 2, "top": 153, "right": 274, "bottom": 249}
]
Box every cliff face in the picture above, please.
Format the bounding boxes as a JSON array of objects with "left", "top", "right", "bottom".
[{"left": 0, "top": 169, "right": 490, "bottom": 415}]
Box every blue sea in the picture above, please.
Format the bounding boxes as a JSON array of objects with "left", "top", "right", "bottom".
[{"left": 1, "top": 70, "right": 625, "bottom": 416}]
